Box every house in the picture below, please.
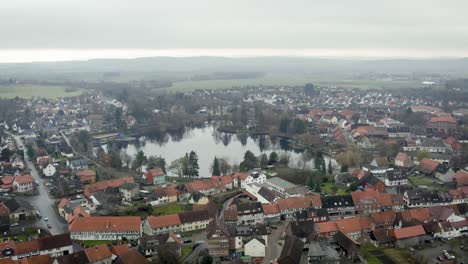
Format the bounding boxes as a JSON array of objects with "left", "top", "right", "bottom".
[
  {"left": 184, "top": 180, "right": 217, "bottom": 195},
  {"left": 178, "top": 210, "right": 209, "bottom": 232},
  {"left": 148, "top": 187, "right": 178, "bottom": 206},
  {"left": 142, "top": 168, "right": 166, "bottom": 185},
  {"left": 454, "top": 170, "right": 468, "bottom": 187},
  {"left": 426, "top": 116, "right": 457, "bottom": 131},
  {"left": 207, "top": 220, "right": 231, "bottom": 258},
  {"left": 10, "top": 154, "right": 24, "bottom": 169},
  {"left": 351, "top": 189, "right": 383, "bottom": 215},
  {"left": 0, "top": 203, "right": 10, "bottom": 233},
  {"left": 13, "top": 175, "right": 34, "bottom": 193},
  {"left": 261, "top": 204, "right": 281, "bottom": 223},
  {"left": 236, "top": 202, "right": 264, "bottom": 225},
  {"left": 370, "top": 228, "right": 396, "bottom": 248},
  {"left": 139, "top": 232, "right": 182, "bottom": 257},
  {"left": 390, "top": 225, "right": 427, "bottom": 248},
  {"left": 1, "top": 234, "right": 73, "bottom": 260},
  {"left": 114, "top": 249, "right": 149, "bottom": 264},
  {"left": 67, "top": 157, "right": 88, "bottom": 171},
  {"left": 233, "top": 170, "right": 266, "bottom": 188},
  {"left": 188, "top": 191, "right": 209, "bottom": 205},
  {"left": 307, "top": 241, "right": 340, "bottom": 264},
  {"left": 244, "top": 238, "right": 266, "bottom": 258},
  {"left": 3, "top": 198, "right": 36, "bottom": 223},
  {"left": 53, "top": 250, "right": 90, "bottom": 264},
  {"left": 43, "top": 163, "right": 56, "bottom": 177},
  {"left": 119, "top": 182, "right": 140, "bottom": 202},
  {"left": 265, "top": 177, "right": 299, "bottom": 197},
  {"left": 69, "top": 216, "right": 142, "bottom": 241},
  {"left": 371, "top": 211, "right": 396, "bottom": 229},
  {"left": 143, "top": 215, "right": 181, "bottom": 235},
  {"left": 276, "top": 196, "right": 322, "bottom": 218},
  {"left": 403, "top": 189, "right": 452, "bottom": 208},
  {"left": 277, "top": 236, "right": 304, "bottom": 264},
  {"left": 449, "top": 186, "right": 468, "bottom": 204},
  {"left": 76, "top": 170, "right": 96, "bottom": 184},
  {"left": 315, "top": 221, "right": 338, "bottom": 239},
  {"left": 84, "top": 177, "right": 135, "bottom": 198},
  {"left": 286, "top": 220, "right": 316, "bottom": 242},
  {"left": 395, "top": 152, "right": 412, "bottom": 168},
  {"left": 418, "top": 158, "right": 440, "bottom": 176},
  {"left": 321, "top": 195, "right": 355, "bottom": 220},
  {"left": 334, "top": 231, "right": 360, "bottom": 259},
  {"left": 84, "top": 245, "right": 113, "bottom": 264},
  {"left": 433, "top": 220, "right": 468, "bottom": 240},
  {"left": 401, "top": 208, "right": 431, "bottom": 225},
  {"left": 384, "top": 168, "right": 408, "bottom": 187},
  {"left": 211, "top": 175, "right": 234, "bottom": 190}
]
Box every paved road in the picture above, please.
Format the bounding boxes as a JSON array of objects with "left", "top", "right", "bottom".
[
  {"left": 8, "top": 132, "right": 67, "bottom": 235},
  {"left": 262, "top": 221, "right": 288, "bottom": 264}
]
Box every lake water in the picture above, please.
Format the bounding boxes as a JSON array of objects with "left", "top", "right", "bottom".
[{"left": 122, "top": 125, "right": 337, "bottom": 177}]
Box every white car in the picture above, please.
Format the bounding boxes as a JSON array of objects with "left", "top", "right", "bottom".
[{"left": 44, "top": 217, "right": 48, "bottom": 221}]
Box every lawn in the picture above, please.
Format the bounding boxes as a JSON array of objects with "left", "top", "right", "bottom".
[
  {"left": 321, "top": 182, "right": 349, "bottom": 195},
  {"left": 361, "top": 244, "right": 416, "bottom": 264},
  {"left": 152, "top": 203, "right": 192, "bottom": 216},
  {"left": 0, "top": 84, "right": 84, "bottom": 99},
  {"left": 180, "top": 246, "right": 193, "bottom": 262},
  {"left": 408, "top": 176, "right": 445, "bottom": 191},
  {"left": 80, "top": 240, "right": 113, "bottom": 247}
]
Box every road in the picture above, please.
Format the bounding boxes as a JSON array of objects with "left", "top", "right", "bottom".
[
  {"left": 262, "top": 221, "right": 288, "bottom": 264},
  {"left": 7, "top": 132, "right": 67, "bottom": 235}
]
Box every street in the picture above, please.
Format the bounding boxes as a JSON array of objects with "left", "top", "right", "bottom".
[
  {"left": 8, "top": 132, "right": 67, "bottom": 235},
  {"left": 262, "top": 221, "right": 287, "bottom": 264}
]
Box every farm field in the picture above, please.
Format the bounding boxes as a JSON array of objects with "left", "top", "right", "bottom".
[
  {"left": 154, "top": 74, "right": 428, "bottom": 93},
  {"left": 0, "top": 85, "right": 84, "bottom": 99}
]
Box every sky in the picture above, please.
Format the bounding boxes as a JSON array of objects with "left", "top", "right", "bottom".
[{"left": 1, "top": 0, "right": 468, "bottom": 62}]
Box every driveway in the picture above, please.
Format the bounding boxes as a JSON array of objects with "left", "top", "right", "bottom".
[
  {"left": 413, "top": 238, "right": 468, "bottom": 264},
  {"left": 8, "top": 132, "right": 67, "bottom": 235}
]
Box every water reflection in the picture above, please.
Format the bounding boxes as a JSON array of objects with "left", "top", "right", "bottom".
[{"left": 123, "top": 125, "right": 335, "bottom": 177}]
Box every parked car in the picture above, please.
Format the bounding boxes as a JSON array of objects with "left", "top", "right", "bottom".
[
  {"left": 183, "top": 239, "right": 192, "bottom": 244},
  {"left": 44, "top": 217, "right": 48, "bottom": 221},
  {"left": 47, "top": 224, "right": 52, "bottom": 229}
]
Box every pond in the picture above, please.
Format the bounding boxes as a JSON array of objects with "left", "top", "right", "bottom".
[{"left": 121, "top": 125, "right": 337, "bottom": 177}]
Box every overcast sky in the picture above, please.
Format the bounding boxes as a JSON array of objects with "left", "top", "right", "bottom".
[{"left": 1, "top": 0, "right": 468, "bottom": 61}]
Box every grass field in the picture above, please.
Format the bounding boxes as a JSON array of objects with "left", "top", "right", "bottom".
[
  {"left": 152, "top": 203, "right": 192, "bottom": 216},
  {"left": 0, "top": 84, "right": 84, "bottom": 99},
  {"left": 321, "top": 182, "right": 349, "bottom": 195},
  {"left": 361, "top": 244, "right": 416, "bottom": 264},
  {"left": 154, "top": 73, "right": 427, "bottom": 93}
]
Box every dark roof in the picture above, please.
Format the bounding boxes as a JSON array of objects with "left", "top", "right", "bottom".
[
  {"left": 38, "top": 233, "right": 73, "bottom": 251},
  {"left": 277, "top": 236, "right": 304, "bottom": 264},
  {"left": 236, "top": 202, "right": 263, "bottom": 215},
  {"left": 371, "top": 229, "right": 395, "bottom": 244},
  {"left": 54, "top": 250, "right": 90, "bottom": 264},
  {"left": 321, "top": 195, "right": 355, "bottom": 208},
  {"left": 386, "top": 169, "right": 407, "bottom": 181},
  {"left": 3, "top": 198, "right": 34, "bottom": 213},
  {"left": 258, "top": 187, "right": 277, "bottom": 202},
  {"left": 178, "top": 210, "right": 209, "bottom": 224},
  {"left": 114, "top": 249, "right": 149, "bottom": 264},
  {"left": 290, "top": 220, "right": 316, "bottom": 240}
]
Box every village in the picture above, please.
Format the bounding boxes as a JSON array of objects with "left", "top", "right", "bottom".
[{"left": 0, "top": 83, "right": 468, "bottom": 264}]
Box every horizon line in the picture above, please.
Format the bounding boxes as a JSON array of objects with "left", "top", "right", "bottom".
[{"left": 0, "top": 48, "right": 467, "bottom": 63}]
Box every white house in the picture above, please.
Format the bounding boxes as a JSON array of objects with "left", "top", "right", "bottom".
[
  {"left": 43, "top": 164, "right": 56, "bottom": 177},
  {"left": 235, "top": 170, "right": 267, "bottom": 189},
  {"left": 13, "top": 175, "right": 34, "bottom": 193},
  {"left": 244, "top": 238, "right": 266, "bottom": 258},
  {"left": 69, "top": 216, "right": 142, "bottom": 241}
]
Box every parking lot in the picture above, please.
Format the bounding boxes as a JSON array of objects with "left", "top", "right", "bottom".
[{"left": 413, "top": 237, "right": 468, "bottom": 264}]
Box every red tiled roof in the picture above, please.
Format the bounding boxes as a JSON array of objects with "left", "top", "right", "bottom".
[
  {"left": 371, "top": 211, "right": 396, "bottom": 225},
  {"left": 146, "top": 215, "right": 181, "bottom": 229},
  {"left": 144, "top": 168, "right": 165, "bottom": 185},
  {"left": 428, "top": 116, "right": 456, "bottom": 124},
  {"left": 277, "top": 197, "right": 310, "bottom": 211},
  {"left": 76, "top": 170, "right": 96, "bottom": 182},
  {"left": 401, "top": 208, "right": 431, "bottom": 223},
  {"left": 395, "top": 152, "right": 409, "bottom": 162},
  {"left": 85, "top": 245, "right": 113, "bottom": 262},
  {"left": 1, "top": 176, "right": 14, "bottom": 185},
  {"left": 184, "top": 180, "right": 215, "bottom": 193},
  {"left": 57, "top": 198, "right": 70, "bottom": 209},
  {"left": 419, "top": 159, "right": 440, "bottom": 174},
  {"left": 111, "top": 244, "right": 131, "bottom": 256},
  {"left": 84, "top": 177, "right": 134, "bottom": 198},
  {"left": 391, "top": 225, "right": 426, "bottom": 239},
  {"left": 316, "top": 221, "right": 338, "bottom": 234},
  {"left": 454, "top": 170, "right": 468, "bottom": 186},
  {"left": 14, "top": 175, "right": 33, "bottom": 185},
  {"left": 261, "top": 204, "right": 280, "bottom": 215},
  {"left": 69, "top": 216, "right": 141, "bottom": 232},
  {"left": 232, "top": 172, "right": 249, "bottom": 180}
]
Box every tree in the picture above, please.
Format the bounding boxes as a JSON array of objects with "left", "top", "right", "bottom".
[
  {"left": 218, "top": 158, "right": 232, "bottom": 175},
  {"left": 328, "top": 160, "right": 333, "bottom": 175},
  {"left": 304, "top": 83, "right": 316, "bottom": 97},
  {"left": 154, "top": 243, "right": 180, "bottom": 264},
  {"left": 110, "top": 152, "right": 122, "bottom": 169},
  {"left": 268, "top": 152, "right": 279, "bottom": 165},
  {"left": 259, "top": 153, "right": 269, "bottom": 168},
  {"left": 169, "top": 156, "right": 189, "bottom": 177},
  {"left": 314, "top": 151, "right": 326, "bottom": 174},
  {"left": 0, "top": 148, "right": 12, "bottom": 161},
  {"left": 200, "top": 255, "right": 213, "bottom": 264},
  {"left": 292, "top": 118, "right": 307, "bottom": 134},
  {"left": 341, "top": 164, "right": 349, "bottom": 172},
  {"left": 212, "top": 156, "right": 221, "bottom": 176},
  {"left": 239, "top": 150, "right": 258, "bottom": 171},
  {"left": 133, "top": 151, "right": 147, "bottom": 171},
  {"left": 120, "top": 151, "right": 132, "bottom": 168},
  {"left": 188, "top": 151, "right": 199, "bottom": 177},
  {"left": 147, "top": 155, "right": 166, "bottom": 172},
  {"left": 279, "top": 118, "right": 290, "bottom": 134}
]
